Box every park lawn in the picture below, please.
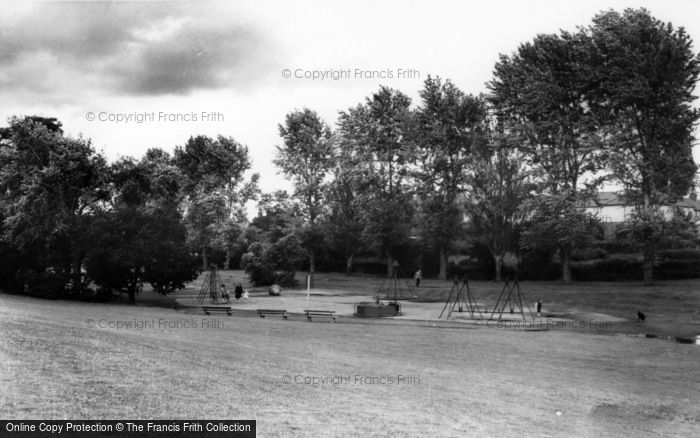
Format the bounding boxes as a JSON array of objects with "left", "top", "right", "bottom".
[{"left": 1, "top": 292, "right": 699, "bottom": 437}]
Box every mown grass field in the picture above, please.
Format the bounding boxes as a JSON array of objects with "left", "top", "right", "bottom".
[{"left": 2, "top": 274, "right": 700, "bottom": 437}]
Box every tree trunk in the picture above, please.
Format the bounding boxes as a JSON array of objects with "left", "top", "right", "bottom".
[
  {"left": 71, "top": 257, "right": 83, "bottom": 291},
  {"left": 643, "top": 255, "right": 654, "bottom": 286},
  {"left": 127, "top": 275, "right": 138, "bottom": 304},
  {"left": 438, "top": 247, "right": 447, "bottom": 280},
  {"left": 642, "top": 192, "right": 654, "bottom": 286},
  {"left": 345, "top": 253, "right": 354, "bottom": 275},
  {"left": 202, "top": 245, "right": 208, "bottom": 270},
  {"left": 224, "top": 247, "right": 231, "bottom": 270},
  {"left": 309, "top": 247, "right": 316, "bottom": 273},
  {"left": 386, "top": 252, "right": 393, "bottom": 278},
  {"left": 561, "top": 249, "right": 572, "bottom": 284},
  {"left": 494, "top": 254, "right": 503, "bottom": 282}
]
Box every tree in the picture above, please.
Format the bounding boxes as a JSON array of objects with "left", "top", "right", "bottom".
[
  {"left": 242, "top": 191, "right": 305, "bottom": 286},
  {"left": 414, "top": 76, "right": 487, "bottom": 279},
  {"left": 466, "top": 127, "right": 533, "bottom": 281},
  {"left": 86, "top": 155, "right": 198, "bottom": 303},
  {"left": 174, "top": 135, "right": 253, "bottom": 268},
  {"left": 337, "top": 87, "right": 415, "bottom": 277},
  {"left": 519, "top": 194, "right": 603, "bottom": 280},
  {"left": 0, "top": 116, "right": 109, "bottom": 296},
  {"left": 488, "top": 31, "right": 608, "bottom": 283},
  {"left": 588, "top": 8, "right": 700, "bottom": 284},
  {"left": 274, "top": 109, "right": 333, "bottom": 273},
  {"left": 87, "top": 206, "right": 199, "bottom": 303},
  {"left": 323, "top": 135, "right": 365, "bottom": 275}
]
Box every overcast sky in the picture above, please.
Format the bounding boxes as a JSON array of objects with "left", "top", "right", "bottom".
[{"left": 2, "top": 0, "right": 699, "bottom": 192}]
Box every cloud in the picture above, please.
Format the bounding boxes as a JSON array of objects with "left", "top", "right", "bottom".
[{"left": 0, "top": 2, "right": 278, "bottom": 98}]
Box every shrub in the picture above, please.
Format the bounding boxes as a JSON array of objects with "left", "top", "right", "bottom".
[
  {"left": 656, "top": 260, "right": 700, "bottom": 279},
  {"left": 571, "top": 246, "right": 608, "bottom": 262},
  {"left": 570, "top": 257, "right": 642, "bottom": 281},
  {"left": 518, "top": 248, "right": 560, "bottom": 281},
  {"left": 241, "top": 236, "right": 304, "bottom": 287}
]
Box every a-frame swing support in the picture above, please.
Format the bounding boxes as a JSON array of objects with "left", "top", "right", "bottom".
[
  {"left": 489, "top": 277, "right": 535, "bottom": 321},
  {"left": 196, "top": 266, "right": 225, "bottom": 304},
  {"left": 377, "top": 260, "right": 416, "bottom": 301},
  {"left": 439, "top": 276, "right": 483, "bottom": 319}
]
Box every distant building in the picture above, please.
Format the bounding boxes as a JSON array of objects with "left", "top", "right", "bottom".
[{"left": 583, "top": 192, "right": 700, "bottom": 235}]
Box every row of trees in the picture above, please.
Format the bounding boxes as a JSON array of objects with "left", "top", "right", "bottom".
[
  {"left": 271, "top": 8, "right": 699, "bottom": 285},
  {"left": 0, "top": 8, "right": 697, "bottom": 303},
  {"left": 0, "top": 117, "right": 257, "bottom": 302}
]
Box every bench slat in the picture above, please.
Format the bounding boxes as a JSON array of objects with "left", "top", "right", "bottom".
[
  {"left": 304, "top": 310, "right": 336, "bottom": 322},
  {"left": 257, "top": 309, "right": 288, "bottom": 320},
  {"left": 202, "top": 306, "right": 232, "bottom": 316}
]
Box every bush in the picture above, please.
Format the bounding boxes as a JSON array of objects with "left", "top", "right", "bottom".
[
  {"left": 518, "top": 248, "right": 560, "bottom": 281},
  {"left": 241, "top": 236, "right": 303, "bottom": 287},
  {"left": 66, "top": 287, "right": 112, "bottom": 302},
  {"left": 241, "top": 250, "right": 275, "bottom": 286},
  {"left": 570, "top": 257, "right": 642, "bottom": 281},
  {"left": 571, "top": 246, "right": 608, "bottom": 262},
  {"left": 17, "top": 270, "right": 69, "bottom": 299},
  {"left": 598, "top": 239, "right": 639, "bottom": 254},
  {"left": 273, "top": 271, "right": 297, "bottom": 288},
  {"left": 656, "top": 260, "right": 700, "bottom": 279},
  {"left": 657, "top": 248, "right": 700, "bottom": 261}
]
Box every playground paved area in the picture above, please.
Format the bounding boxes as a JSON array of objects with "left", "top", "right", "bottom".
[{"left": 173, "top": 286, "right": 627, "bottom": 332}]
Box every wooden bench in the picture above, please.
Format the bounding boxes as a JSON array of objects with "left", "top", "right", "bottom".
[
  {"left": 257, "top": 309, "right": 288, "bottom": 320},
  {"left": 202, "top": 306, "right": 232, "bottom": 316},
  {"left": 304, "top": 310, "right": 336, "bottom": 323}
]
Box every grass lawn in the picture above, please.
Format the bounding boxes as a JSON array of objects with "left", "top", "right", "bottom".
[{"left": 2, "top": 275, "right": 700, "bottom": 437}]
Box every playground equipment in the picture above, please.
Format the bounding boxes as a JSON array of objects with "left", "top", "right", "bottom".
[
  {"left": 489, "top": 277, "right": 535, "bottom": 321},
  {"left": 196, "top": 266, "right": 225, "bottom": 304},
  {"left": 354, "top": 260, "right": 414, "bottom": 318},
  {"left": 439, "top": 276, "right": 483, "bottom": 319},
  {"left": 376, "top": 260, "right": 417, "bottom": 301},
  {"left": 354, "top": 301, "right": 401, "bottom": 317}
]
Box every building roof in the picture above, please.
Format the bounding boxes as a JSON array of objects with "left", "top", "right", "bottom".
[{"left": 585, "top": 192, "right": 626, "bottom": 208}]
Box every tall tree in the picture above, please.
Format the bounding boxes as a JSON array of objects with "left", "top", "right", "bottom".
[
  {"left": 323, "top": 134, "right": 365, "bottom": 275},
  {"left": 414, "top": 76, "right": 487, "bottom": 279},
  {"left": 588, "top": 8, "right": 700, "bottom": 284},
  {"left": 0, "top": 116, "right": 109, "bottom": 295},
  {"left": 87, "top": 153, "right": 198, "bottom": 303},
  {"left": 488, "top": 31, "right": 607, "bottom": 283},
  {"left": 466, "top": 127, "right": 532, "bottom": 281},
  {"left": 274, "top": 109, "right": 333, "bottom": 273},
  {"left": 242, "top": 190, "right": 305, "bottom": 286},
  {"left": 174, "top": 135, "right": 253, "bottom": 268},
  {"left": 337, "top": 87, "right": 415, "bottom": 277}
]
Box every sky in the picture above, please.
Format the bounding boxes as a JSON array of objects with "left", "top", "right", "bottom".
[{"left": 1, "top": 0, "right": 699, "bottom": 193}]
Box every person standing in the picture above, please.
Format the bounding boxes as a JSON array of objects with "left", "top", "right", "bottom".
[
  {"left": 220, "top": 284, "right": 230, "bottom": 303},
  {"left": 234, "top": 284, "right": 243, "bottom": 301},
  {"left": 414, "top": 269, "right": 422, "bottom": 288}
]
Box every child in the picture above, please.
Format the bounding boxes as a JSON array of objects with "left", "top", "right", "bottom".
[
  {"left": 414, "top": 269, "right": 422, "bottom": 287},
  {"left": 220, "top": 284, "right": 231, "bottom": 303}
]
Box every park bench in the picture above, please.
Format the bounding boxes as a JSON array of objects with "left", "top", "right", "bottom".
[
  {"left": 202, "top": 306, "right": 232, "bottom": 316},
  {"left": 257, "top": 309, "right": 288, "bottom": 320},
  {"left": 304, "top": 309, "right": 336, "bottom": 323}
]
